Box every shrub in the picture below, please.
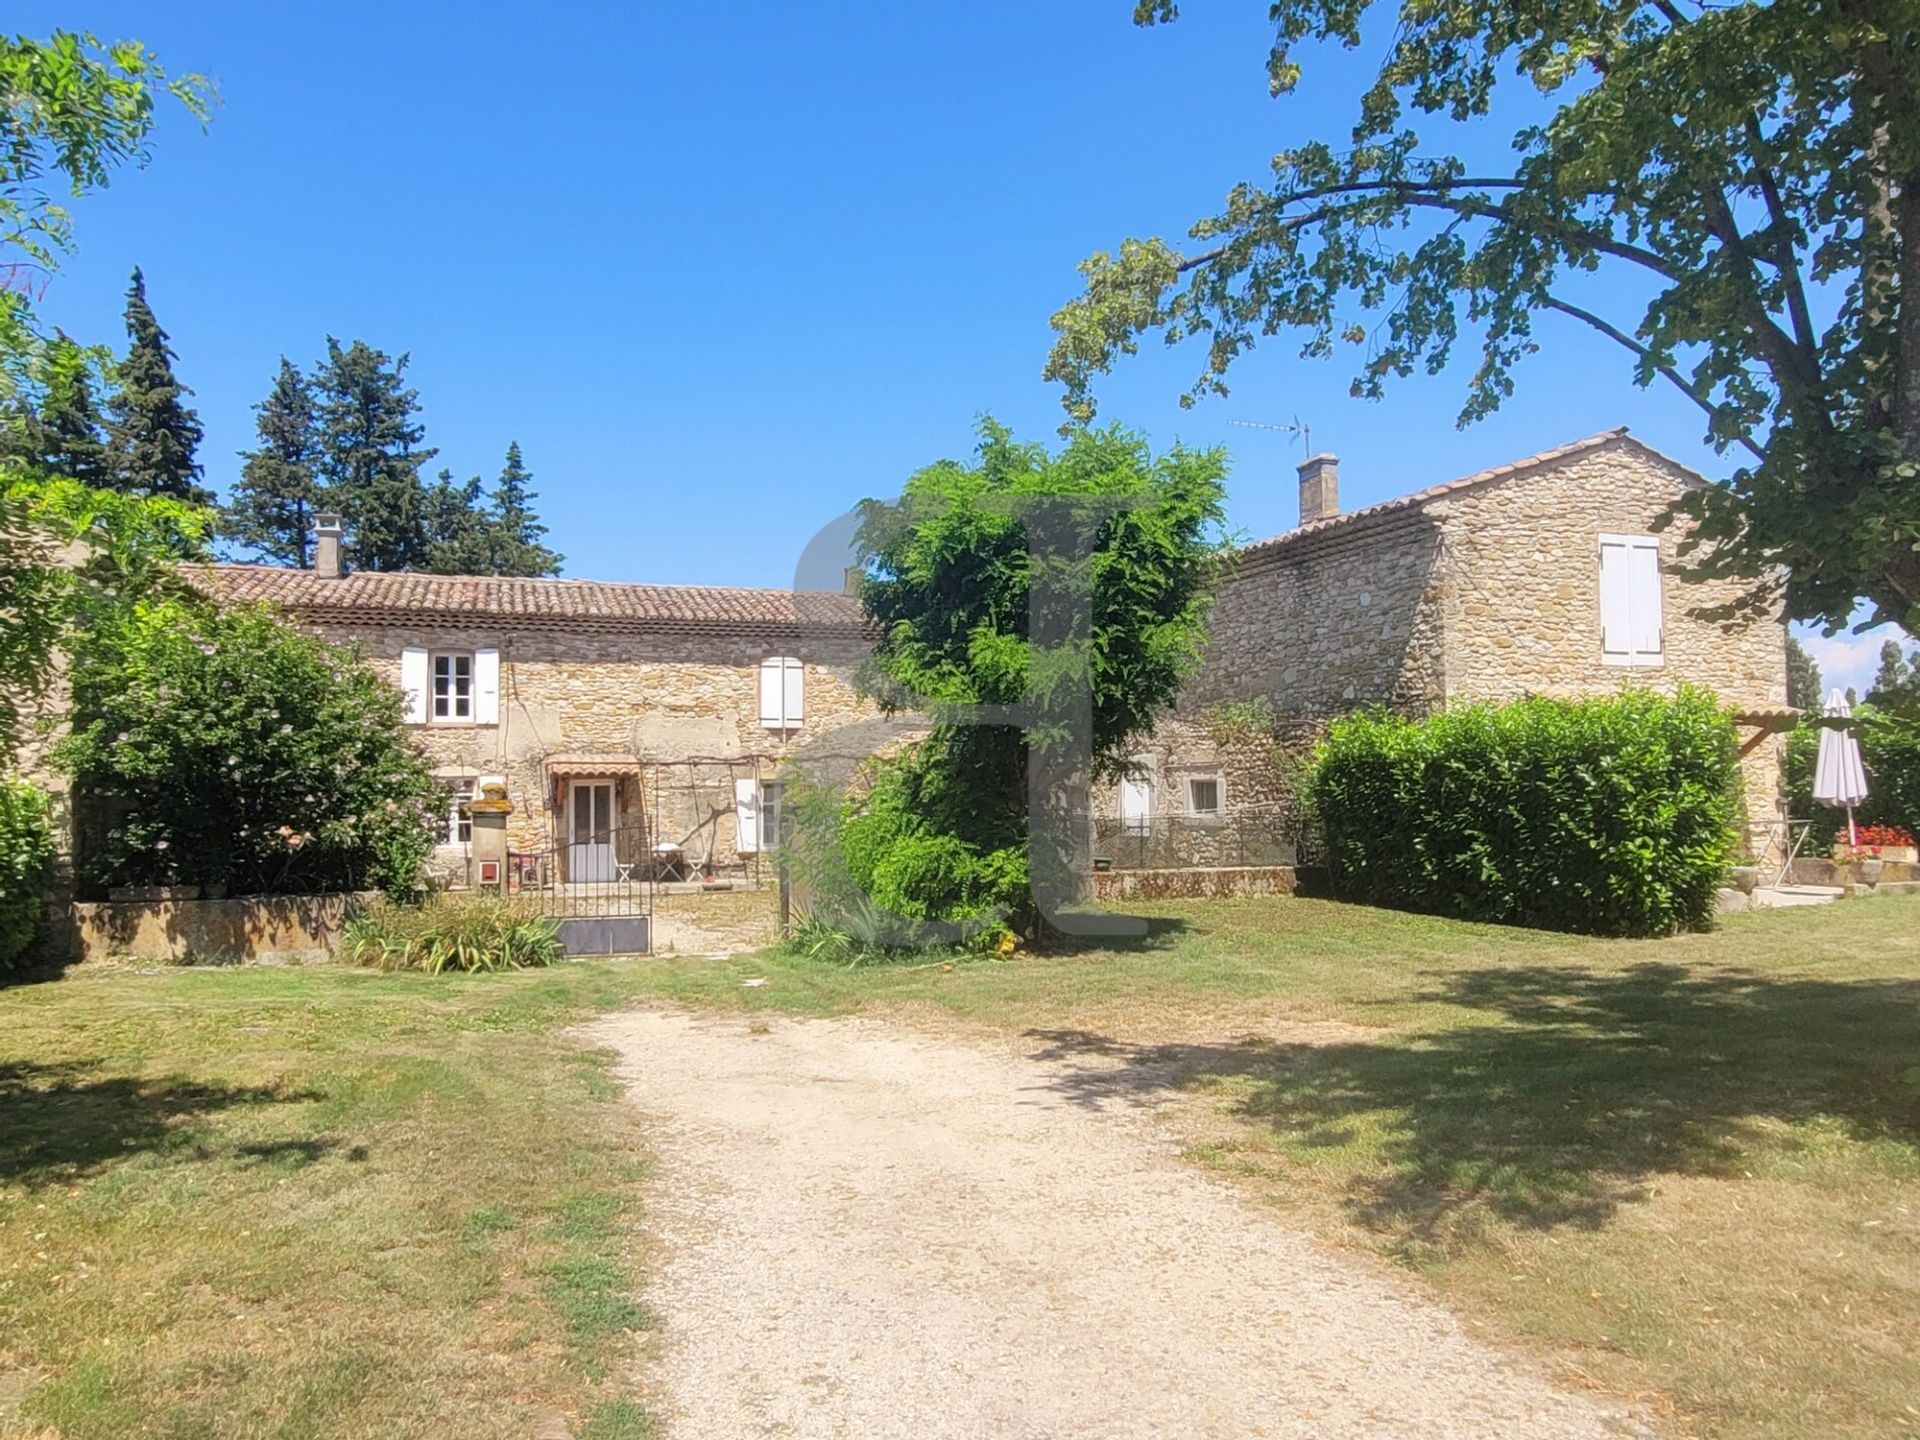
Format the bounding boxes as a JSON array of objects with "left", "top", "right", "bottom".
[
  {"left": 1784, "top": 704, "right": 1920, "bottom": 855},
  {"left": 0, "top": 778, "right": 55, "bottom": 969},
  {"left": 1305, "top": 689, "right": 1740, "bottom": 936},
  {"left": 59, "top": 599, "right": 443, "bottom": 900},
  {"left": 340, "top": 895, "right": 562, "bottom": 974}
]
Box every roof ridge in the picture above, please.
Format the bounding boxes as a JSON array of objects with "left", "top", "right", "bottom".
[
  {"left": 194, "top": 562, "right": 848, "bottom": 597},
  {"left": 1238, "top": 427, "right": 1636, "bottom": 559}
]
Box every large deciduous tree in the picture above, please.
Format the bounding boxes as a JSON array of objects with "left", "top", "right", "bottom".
[
  {"left": 107, "top": 266, "right": 208, "bottom": 503},
  {"left": 311, "top": 338, "right": 437, "bottom": 572},
  {"left": 226, "top": 357, "right": 320, "bottom": 566},
  {"left": 1046, "top": 1, "right": 1920, "bottom": 635},
  {"left": 820, "top": 422, "right": 1227, "bottom": 937},
  {"left": 0, "top": 32, "right": 210, "bottom": 394}
]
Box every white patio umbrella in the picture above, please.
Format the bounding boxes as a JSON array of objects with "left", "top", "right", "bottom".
[{"left": 1813, "top": 688, "right": 1871, "bottom": 847}]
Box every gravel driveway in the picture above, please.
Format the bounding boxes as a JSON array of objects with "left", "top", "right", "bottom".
[{"left": 590, "top": 1010, "right": 1649, "bottom": 1440}]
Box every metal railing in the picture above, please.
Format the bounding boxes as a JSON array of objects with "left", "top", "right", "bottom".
[{"left": 507, "top": 822, "right": 656, "bottom": 920}]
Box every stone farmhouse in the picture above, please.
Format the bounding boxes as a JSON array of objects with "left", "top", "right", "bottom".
[
  {"left": 194, "top": 514, "right": 888, "bottom": 889},
  {"left": 158, "top": 427, "right": 1790, "bottom": 896},
  {"left": 1093, "top": 428, "right": 1793, "bottom": 869}
]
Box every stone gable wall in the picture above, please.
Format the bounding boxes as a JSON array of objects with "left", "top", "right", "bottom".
[{"left": 1105, "top": 437, "right": 1790, "bottom": 858}]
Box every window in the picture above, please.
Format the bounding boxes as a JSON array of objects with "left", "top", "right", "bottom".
[
  {"left": 402, "top": 647, "right": 499, "bottom": 725},
  {"left": 442, "top": 778, "right": 475, "bottom": 846},
  {"left": 1598, "top": 534, "right": 1664, "bottom": 667},
  {"left": 760, "top": 780, "right": 785, "bottom": 851},
  {"left": 433, "top": 652, "right": 473, "bottom": 720},
  {"left": 734, "top": 780, "right": 786, "bottom": 854},
  {"left": 1120, "top": 763, "right": 1153, "bottom": 835},
  {"left": 1187, "top": 777, "right": 1222, "bottom": 816},
  {"left": 759, "top": 656, "right": 805, "bottom": 729}
]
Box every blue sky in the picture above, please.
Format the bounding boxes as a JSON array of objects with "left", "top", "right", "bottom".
[{"left": 17, "top": 2, "right": 1910, "bottom": 692}]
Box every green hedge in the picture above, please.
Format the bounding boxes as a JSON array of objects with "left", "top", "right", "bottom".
[
  {"left": 1785, "top": 707, "right": 1920, "bottom": 854},
  {"left": 1305, "top": 689, "right": 1739, "bottom": 936},
  {"left": 0, "top": 778, "right": 56, "bottom": 970}
]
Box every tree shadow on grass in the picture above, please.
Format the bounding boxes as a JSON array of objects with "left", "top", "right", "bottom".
[
  {"left": 1026, "top": 962, "right": 1920, "bottom": 1243},
  {"left": 1034, "top": 912, "right": 1194, "bottom": 956},
  {"left": 0, "top": 1060, "right": 332, "bottom": 1188}
]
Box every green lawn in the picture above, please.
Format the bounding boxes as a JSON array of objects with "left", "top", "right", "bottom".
[{"left": 3, "top": 894, "right": 1917, "bottom": 1439}]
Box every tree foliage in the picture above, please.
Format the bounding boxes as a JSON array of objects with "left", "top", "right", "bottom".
[
  {"left": 1785, "top": 634, "right": 1824, "bottom": 713},
  {"left": 0, "top": 31, "right": 210, "bottom": 399},
  {"left": 488, "top": 441, "right": 563, "bottom": 576},
  {"left": 1867, "top": 639, "right": 1920, "bottom": 710},
  {"left": 1047, "top": 1, "right": 1920, "bottom": 635},
  {"left": 0, "top": 467, "right": 210, "bottom": 762},
  {"left": 225, "top": 357, "right": 320, "bottom": 566},
  {"left": 816, "top": 422, "right": 1227, "bottom": 936},
  {"left": 106, "top": 266, "right": 208, "bottom": 503},
  {"left": 58, "top": 600, "right": 442, "bottom": 899},
  {"left": 13, "top": 336, "right": 115, "bottom": 487},
  {"left": 311, "top": 338, "right": 437, "bottom": 572},
  {"left": 0, "top": 776, "right": 54, "bottom": 969}
]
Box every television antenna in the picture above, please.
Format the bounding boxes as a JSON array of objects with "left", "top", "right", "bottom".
[{"left": 1229, "top": 416, "right": 1313, "bottom": 456}]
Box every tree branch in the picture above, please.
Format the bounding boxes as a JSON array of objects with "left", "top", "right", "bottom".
[{"left": 1542, "top": 295, "right": 1766, "bottom": 458}]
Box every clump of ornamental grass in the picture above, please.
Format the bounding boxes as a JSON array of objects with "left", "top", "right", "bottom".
[{"left": 341, "top": 895, "right": 562, "bottom": 974}]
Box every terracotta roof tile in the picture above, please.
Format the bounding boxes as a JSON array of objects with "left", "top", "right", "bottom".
[{"left": 187, "top": 565, "right": 868, "bottom": 636}]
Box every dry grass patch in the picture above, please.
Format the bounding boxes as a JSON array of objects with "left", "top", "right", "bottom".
[{"left": 0, "top": 964, "right": 664, "bottom": 1439}]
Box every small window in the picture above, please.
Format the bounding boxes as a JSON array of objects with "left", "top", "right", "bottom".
[
  {"left": 1120, "top": 764, "right": 1153, "bottom": 835},
  {"left": 432, "top": 652, "right": 474, "bottom": 720},
  {"left": 1187, "top": 777, "right": 1222, "bottom": 816},
  {"left": 759, "top": 656, "right": 805, "bottom": 729},
  {"left": 442, "top": 778, "right": 475, "bottom": 846},
  {"left": 760, "top": 780, "right": 786, "bottom": 851}
]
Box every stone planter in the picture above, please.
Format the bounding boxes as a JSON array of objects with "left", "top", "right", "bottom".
[
  {"left": 1728, "top": 865, "right": 1761, "bottom": 896},
  {"left": 1833, "top": 844, "right": 1918, "bottom": 865}
]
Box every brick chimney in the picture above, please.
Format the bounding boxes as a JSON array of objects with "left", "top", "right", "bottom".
[
  {"left": 1297, "top": 453, "right": 1340, "bottom": 524},
  {"left": 313, "top": 512, "right": 344, "bottom": 577}
]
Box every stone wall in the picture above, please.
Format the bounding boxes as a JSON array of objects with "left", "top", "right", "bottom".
[
  {"left": 1107, "top": 434, "right": 1790, "bottom": 858},
  {"left": 57, "top": 891, "right": 373, "bottom": 965},
  {"left": 309, "top": 620, "right": 908, "bottom": 872}
]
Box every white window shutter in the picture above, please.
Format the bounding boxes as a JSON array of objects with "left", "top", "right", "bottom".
[
  {"left": 474, "top": 647, "right": 501, "bottom": 724},
  {"left": 782, "top": 657, "right": 805, "bottom": 726},
  {"left": 759, "top": 658, "right": 784, "bottom": 726},
  {"left": 1628, "top": 540, "right": 1663, "bottom": 656},
  {"left": 734, "top": 778, "right": 761, "bottom": 853},
  {"left": 1598, "top": 539, "right": 1632, "bottom": 660},
  {"left": 400, "top": 646, "right": 429, "bottom": 724}
]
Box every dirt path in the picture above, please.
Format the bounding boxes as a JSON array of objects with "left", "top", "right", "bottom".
[{"left": 590, "top": 1011, "right": 1649, "bottom": 1440}]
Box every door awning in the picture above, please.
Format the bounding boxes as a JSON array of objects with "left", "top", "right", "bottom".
[{"left": 543, "top": 753, "right": 646, "bottom": 778}]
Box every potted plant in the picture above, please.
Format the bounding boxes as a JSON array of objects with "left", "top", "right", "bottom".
[{"left": 1832, "top": 823, "right": 1918, "bottom": 864}]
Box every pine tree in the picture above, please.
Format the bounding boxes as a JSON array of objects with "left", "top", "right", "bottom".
[
  {"left": 29, "top": 336, "right": 116, "bottom": 488},
  {"left": 310, "top": 338, "right": 437, "bottom": 571},
  {"left": 423, "top": 468, "right": 495, "bottom": 574},
  {"left": 225, "top": 358, "right": 320, "bottom": 566},
  {"left": 1786, "top": 635, "right": 1825, "bottom": 713},
  {"left": 107, "top": 267, "right": 209, "bottom": 503},
  {"left": 487, "top": 440, "right": 563, "bottom": 576}
]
